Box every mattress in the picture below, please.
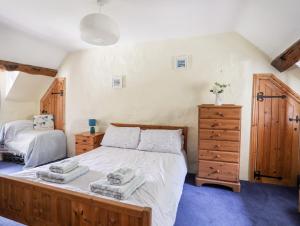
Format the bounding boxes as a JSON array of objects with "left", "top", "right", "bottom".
[{"left": 13, "top": 146, "right": 188, "bottom": 226}]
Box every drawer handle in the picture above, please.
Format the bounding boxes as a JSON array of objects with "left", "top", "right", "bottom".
[
  {"left": 214, "top": 144, "right": 221, "bottom": 148},
  {"left": 210, "top": 134, "right": 221, "bottom": 138},
  {"left": 209, "top": 170, "right": 220, "bottom": 176},
  {"left": 215, "top": 154, "right": 221, "bottom": 158},
  {"left": 216, "top": 112, "right": 224, "bottom": 117},
  {"left": 82, "top": 139, "right": 87, "bottom": 142},
  {"left": 211, "top": 123, "right": 221, "bottom": 127}
]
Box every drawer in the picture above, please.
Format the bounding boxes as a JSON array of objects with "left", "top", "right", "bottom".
[
  {"left": 76, "top": 144, "right": 95, "bottom": 154},
  {"left": 199, "top": 140, "right": 240, "bottom": 152},
  {"left": 200, "top": 107, "right": 241, "bottom": 119},
  {"left": 199, "top": 150, "right": 239, "bottom": 163},
  {"left": 199, "top": 119, "right": 240, "bottom": 130},
  {"left": 198, "top": 160, "right": 239, "bottom": 182},
  {"left": 75, "top": 136, "right": 95, "bottom": 145},
  {"left": 199, "top": 129, "right": 240, "bottom": 141}
]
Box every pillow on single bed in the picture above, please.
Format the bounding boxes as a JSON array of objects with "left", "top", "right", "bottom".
[
  {"left": 101, "top": 125, "right": 141, "bottom": 149},
  {"left": 33, "top": 114, "right": 54, "bottom": 130},
  {"left": 2, "top": 120, "right": 33, "bottom": 141},
  {"left": 137, "top": 129, "right": 183, "bottom": 154}
]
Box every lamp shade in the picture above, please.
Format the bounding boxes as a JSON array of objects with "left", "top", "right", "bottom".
[
  {"left": 80, "top": 13, "right": 120, "bottom": 46},
  {"left": 88, "top": 119, "right": 97, "bottom": 127}
]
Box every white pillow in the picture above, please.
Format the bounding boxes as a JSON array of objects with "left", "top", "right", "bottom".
[
  {"left": 33, "top": 115, "right": 54, "bottom": 130},
  {"left": 137, "top": 129, "right": 183, "bottom": 154},
  {"left": 2, "top": 120, "right": 33, "bottom": 141},
  {"left": 101, "top": 125, "right": 141, "bottom": 149}
]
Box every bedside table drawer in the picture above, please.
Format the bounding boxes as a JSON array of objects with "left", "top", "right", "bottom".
[
  {"left": 75, "top": 136, "right": 94, "bottom": 145},
  {"left": 76, "top": 144, "right": 95, "bottom": 153}
]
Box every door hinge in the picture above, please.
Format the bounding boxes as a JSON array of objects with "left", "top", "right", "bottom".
[
  {"left": 256, "top": 92, "right": 286, "bottom": 102},
  {"left": 51, "top": 90, "right": 64, "bottom": 96},
  {"left": 254, "top": 170, "right": 283, "bottom": 180},
  {"left": 289, "top": 115, "right": 300, "bottom": 123}
]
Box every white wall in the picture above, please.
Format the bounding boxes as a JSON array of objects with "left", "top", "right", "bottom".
[
  {"left": 58, "top": 32, "right": 300, "bottom": 180},
  {"left": 0, "top": 22, "right": 66, "bottom": 69},
  {"left": 6, "top": 72, "right": 54, "bottom": 102},
  {"left": 0, "top": 71, "right": 38, "bottom": 124},
  {"left": 0, "top": 70, "right": 55, "bottom": 124}
]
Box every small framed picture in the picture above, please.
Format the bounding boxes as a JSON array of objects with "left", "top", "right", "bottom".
[
  {"left": 112, "top": 76, "right": 123, "bottom": 88},
  {"left": 174, "top": 55, "right": 189, "bottom": 70}
]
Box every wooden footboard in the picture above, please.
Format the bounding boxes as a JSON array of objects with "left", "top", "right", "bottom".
[{"left": 0, "top": 175, "right": 151, "bottom": 226}]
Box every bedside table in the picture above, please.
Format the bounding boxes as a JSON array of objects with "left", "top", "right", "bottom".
[{"left": 75, "top": 132, "right": 104, "bottom": 155}]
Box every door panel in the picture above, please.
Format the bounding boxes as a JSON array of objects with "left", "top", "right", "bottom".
[
  {"left": 40, "top": 78, "right": 65, "bottom": 130},
  {"left": 254, "top": 77, "right": 299, "bottom": 186}
]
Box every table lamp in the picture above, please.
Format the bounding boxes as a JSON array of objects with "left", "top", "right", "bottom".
[{"left": 88, "top": 119, "right": 97, "bottom": 134}]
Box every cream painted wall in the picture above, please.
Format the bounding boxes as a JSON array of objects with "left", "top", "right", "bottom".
[
  {"left": 6, "top": 72, "right": 54, "bottom": 102},
  {"left": 0, "top": 71, "right": 38, "bottom": 123},
  {"left": 58, "top": 32, "right": 300, "bottom": 180}
]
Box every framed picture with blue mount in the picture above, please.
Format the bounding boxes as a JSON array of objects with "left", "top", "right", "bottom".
[
  {"left": 174, "top": 55, "right": 190, "bottom": 70},
  {"left": 112, "top": 76, "right": 123, "bottom": 88}
]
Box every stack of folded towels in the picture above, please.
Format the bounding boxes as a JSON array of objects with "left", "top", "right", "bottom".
[
  {"left": 90, "top": 168, "right": 145, "bottom": 200},
  {"left": 36, "top": 159, "right": 89, "bottom": 184}
]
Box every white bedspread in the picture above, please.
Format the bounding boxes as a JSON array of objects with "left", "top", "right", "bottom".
[
  {"left": 1, "top": 120, "right": 67, "bottom": 168},
  {"left": 13, "top": 146, "right": 187, "bottom": 226}
]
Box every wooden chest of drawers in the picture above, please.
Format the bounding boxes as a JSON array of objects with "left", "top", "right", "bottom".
[
  {"left": 75, "top": 132, "right": 104, "bottom": 155},
  {"left": 196, "top": 104, "right": 242, "bottom": 192}
]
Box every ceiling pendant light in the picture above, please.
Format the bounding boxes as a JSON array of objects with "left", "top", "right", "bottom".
[{"left": 80, "top": 0, "right": 120, "bottom": 46}]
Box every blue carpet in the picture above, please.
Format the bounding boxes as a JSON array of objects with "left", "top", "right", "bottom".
[
  {"left": 0, "top": 161, "right": 24, "bottom": 174},
  {"left": 0, "top": 162, "right": 299, "bottom": 226},
  {"left": 175, "top": 175, "right": 300, "bottom": 226}
]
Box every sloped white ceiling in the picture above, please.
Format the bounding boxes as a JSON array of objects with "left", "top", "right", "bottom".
[
  {"left": 0, "top": 23, "right": 67, "bottom": 69},
  {"left": 0, "top": 0, "right": 299, "bottom": 61}
]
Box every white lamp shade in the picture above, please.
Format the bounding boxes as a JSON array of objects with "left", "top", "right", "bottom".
[{"left": 80, "top": 13, "right": 120, "bottom": 46}]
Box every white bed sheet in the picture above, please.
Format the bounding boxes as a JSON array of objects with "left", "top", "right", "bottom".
[{"left": 13, "top": 146, "right": 187, "bottom": 226}]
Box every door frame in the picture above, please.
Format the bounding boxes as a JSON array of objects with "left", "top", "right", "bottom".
[{"left": 249, "top": 73, "right": 300, "bottom": 183}]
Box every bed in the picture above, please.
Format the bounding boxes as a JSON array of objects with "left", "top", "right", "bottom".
[
  {"left": 0, "top": 120, "right": 67, "bottom": 168},
  {"left": 0, "top": 123, "right": 188, "bottom": 226}
]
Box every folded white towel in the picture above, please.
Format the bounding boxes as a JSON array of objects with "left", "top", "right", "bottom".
[
  {"left": 49, "top": 159, "right": 79, "bottom": 174},
  {"left": 37, "top": 166, "right": 89, "bottom": 184},
  {"left": 107, "top": 167, "right": 135, "bottom": 185},
  {"left": 90, "top": 174, "right": 145, "bottom": 200}
]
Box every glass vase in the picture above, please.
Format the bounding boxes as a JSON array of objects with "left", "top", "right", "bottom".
[{"left": 215, "top": 93, "right": 222, "bottom": 106}]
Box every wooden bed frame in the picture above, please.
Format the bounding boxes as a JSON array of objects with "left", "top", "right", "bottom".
[{"left": 0, "top": 123, "right": 188, "bottom": 226}]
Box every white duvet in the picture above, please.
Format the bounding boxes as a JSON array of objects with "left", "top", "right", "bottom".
[
  {"left": 14, "top": 146, "right": 187, "bottom": 226},
  {"left": 0, "top": 120, "right": 67, "bottom": 168}
]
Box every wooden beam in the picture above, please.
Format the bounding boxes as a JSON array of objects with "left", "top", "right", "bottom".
[
  {"left": 0, "top": 60, "right": 57, "bottom": 77},
  {"left": 271, "top": 39, "right": 300, "bottom": 72}
]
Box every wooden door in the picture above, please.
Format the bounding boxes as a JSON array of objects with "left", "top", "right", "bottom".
[
  {"left": 40, "top": 78, "right": 65, "bottom": 130},
  {"left": 250, "top": 74, "right": 300, "bottom": 186}
]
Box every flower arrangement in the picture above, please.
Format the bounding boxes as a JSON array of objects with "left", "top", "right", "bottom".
[
  {"left": 210, "top": 82, "right": 230, "bottom": 94},
  {"left": 210, "top": 82, "right": 230, "bottom": 105}
]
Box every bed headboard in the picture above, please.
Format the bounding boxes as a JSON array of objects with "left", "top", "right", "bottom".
[{"left": 111, "top": 123, "right": 188, "bottom": 152}]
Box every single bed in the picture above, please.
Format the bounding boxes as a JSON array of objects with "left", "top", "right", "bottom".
[
  {"left": 0, "top": 120, "right": 67, "bottom": 168},
  {"left": 0, "top": 123, "right": 188, "bottom": 226}
]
